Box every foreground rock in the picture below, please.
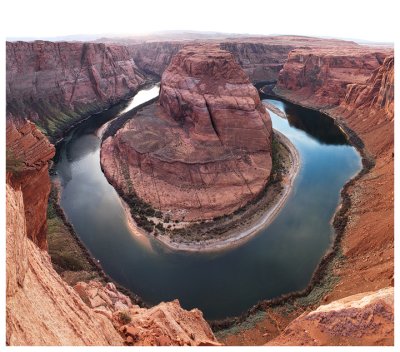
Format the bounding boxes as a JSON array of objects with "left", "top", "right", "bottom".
[
  {"left": 6, "top": 114, "right": 218, "bottom": 346},
  {"left": 6, "top": 182, "right": 123, "bottom": 346},
  {"left": 120, "top": 300, "right": 221, "bottom": 346},
  {"left": 74, "top": 281, "right": 220, "bottom": 346},
  {"left": 6, "top": 117, "right": 55, "bottom": 249},
  {"left": 267, "top": 287, "right": 394, "bottom": 346},
  {"left": 101, "top": 44, "right": 272, "bottom": 222},
  {"left": 6, "top": 41, "right": 145, "bottom": 140}
]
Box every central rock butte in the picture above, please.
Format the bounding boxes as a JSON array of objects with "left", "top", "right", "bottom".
[{"left": 101, "top": 44, "right": 273, "bottom": 221}]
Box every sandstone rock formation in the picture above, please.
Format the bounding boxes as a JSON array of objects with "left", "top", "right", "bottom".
[
  {"left": 276, "top": 47, "right": 391, "bottom": 107},
  {"left": 219, "top": 46, "right": 394, "bottom": 346},
  {"left": 73, "top": 281, "right": 220, "bottom": 346},
  {"left": 6, "top": 41, "right": 145, "bottom": 140},
  {"left": 341, "top": 55, "right": 394, "bottom": 122},
  {"left": 274, "top": 48, "right": 394, "bottom": 299},
  {"left": 128, "top": 41, "right": 184, "bottom": 77},
  {"left": 6, "top": 117, "right": 55, "bottom": 249},
  {"left": 101, "top": 44, "right": 272, "bottom": 221},
  {"left": 267, "top": 287, "right": 394, "bottom": 346},
  {"left": 119, "top": 300, "right": 221, "bottom": 346},
  {"left": 6, "top": 173, "right": 220, "bottom": 346},
  {"left": 74, "top": 281, "right": 134, "bottom": 321},
  {"left": 248, "top": 48, "right": 395, "bottom": 344},
  {"left": 6, "top": 182, "right": 124, "bottom": 346},
  {"left": 127, "top": 36, "right": 363, "bottom": 83}
]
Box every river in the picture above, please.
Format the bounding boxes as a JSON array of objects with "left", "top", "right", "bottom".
[{"left": 53, "top": 85, "right": 361, "bottom": 320}]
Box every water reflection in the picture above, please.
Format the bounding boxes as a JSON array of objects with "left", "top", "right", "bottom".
[
  {"left": 265, "top": 98, "right": 348, "bottom": 146},
  {"left": 54, "top": 87, "right": 361, "bottom": 319}
]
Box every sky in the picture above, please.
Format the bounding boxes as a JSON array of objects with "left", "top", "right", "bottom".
[{"left": 2, "top": 0, "right": 397, "bottom": 42}]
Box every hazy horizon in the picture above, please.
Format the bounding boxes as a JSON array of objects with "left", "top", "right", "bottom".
[
  {"left": 2, "top": 0, "right": 396, "bottom": 43},
  {"left": 5, "top": 30, "right": 395, "bottom": 45}
]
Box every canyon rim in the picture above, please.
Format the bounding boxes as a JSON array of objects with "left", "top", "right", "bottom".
[{"left": 3, "top": 0, "right": 396, "bottom": 348}]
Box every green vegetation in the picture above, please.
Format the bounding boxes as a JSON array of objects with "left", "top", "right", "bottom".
[
  {"left": 47, "top": 184, "right": 102, "bottom": 285},
  {"left": 296, "top": 249, "right": 344, "bottom": 307},
  {"left": 7, "top": 97, "right": 104, "bottom": 142},
  {"left": 6, "top": 148, "right": 24, "bottom": 174},
  {"left": 118, "top": 310, "right": 132, "bottom": 325},
  {"left": 215, "top": 310, "right": 266, "bottom": 340},
  {"left": 118, "top": 132, "right": 289, "bottom": 243}
]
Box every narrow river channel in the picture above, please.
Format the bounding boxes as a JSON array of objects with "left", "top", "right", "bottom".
[{"left": 53, "top": 85, "right": 361, "bottom": 320}]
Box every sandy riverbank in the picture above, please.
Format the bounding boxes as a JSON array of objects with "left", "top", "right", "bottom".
[
  {"left": 115, "top": 126, "right": 300, "bottom": 252},
  {"left": 153, "top": 130, "right": 299, "bottom": 252}
]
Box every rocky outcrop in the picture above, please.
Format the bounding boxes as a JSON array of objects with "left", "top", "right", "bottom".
[
  {"left": 6, "top": 41, "right": 145, "bottom": 140},
  {"left": 126, "top": 36, "right": 362, "bottom": 83},
  {"left": 73, "top": 281, "right": 220, "bottom": 346},
  {"left": 128, "top": 42, "right": 184, "bottom": 77},
  {"left": 6, "top": 182, "right": 124, "bottom": 346},
  {"left": 119, "top": 300, "right": 221, "bottom": 346},
  {"left": 341, "top": 55, "right": 394, "bottom": 122},
  {"left": 6, "top": 117, "right": 55, "bottom": 249},
  {"left": 101, "top": 44, "right": 272, "bottom": 221},
  {"left": 275, "top": 47, "right": 391, "bottom": 108},
  {"left": 267, "top": 287, "right": 394, "bottom": 346},
  {"left": 273, "top": 48, "right": 394, "bottom": 326},
  {"left": 74, "top": 281, "right": 134, "bottom": 321},
  {"left": 6, "top": 168, "right": 219, "bottom": 346}
]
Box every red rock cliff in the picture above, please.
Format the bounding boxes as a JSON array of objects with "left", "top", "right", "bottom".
[
  {"left": 101, "top": 44, "right": 272, "bottom": 221},
  {"left": 267, "top": 287, "right": 394, "bottom": 346},
  {"left": 6, "top": 117, "right": 55, "bottom": 250},
  {"left": 6, "top": 41, "right": 145, "bottom": 140},
  {"left": 127, "top": 36, "right": 361, "bottom": 83},
  {"left": 274, "top": 47, "right": 394, "bottom": 309},
  {"left": 6, "top": 181, "right": 124, "bottom": 345}
]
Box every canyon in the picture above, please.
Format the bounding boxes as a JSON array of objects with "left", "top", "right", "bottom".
[
  {"left": 6, "top": 41, "right": 145, "bottom": 141},
  {"left": 6, "top": 177, "right": 219, "bottom": 346},
  {"left": 274, "top": 49, "right": 394, "bottom": 301},
  {"left": 5, "top": 35, "right": 394, "bottom": 346},
  {"left": 101, "top": 44, "right": 273, "bottom": 226}
]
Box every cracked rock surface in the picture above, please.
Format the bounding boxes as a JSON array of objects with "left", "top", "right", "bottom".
[{"left": 101, "top": 44, "right": 272, "bottom": 221}]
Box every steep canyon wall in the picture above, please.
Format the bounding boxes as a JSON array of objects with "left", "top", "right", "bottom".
[
  {"left": 274, "top": 47, "right": 394, "bottom": 302},
  {"left": 6, "top": 41, "right": 145, "bottom": 141}
]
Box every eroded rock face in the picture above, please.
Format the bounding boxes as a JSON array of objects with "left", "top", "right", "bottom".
[
  {"left": 74, "top": 281, "right": 220, "bottom": 346},
  {"left": 6, "top": 41, "right": 145, "bottom": 140},
  {"left": 119, "top": 300, "right": 221, "bottom": 346},
  {"left": 274, "top": 48, "right": 394, "bottom": 314},
  {"left": 6, "top": 183, "right": 123, "bottom": 346},
  {"left": 101, "top": 45, "right": 272, "bottom": 221},
  {"left": 6, "top": 117, "right": 55, "bottom": 250},
  {"left": 267, "top": 287, "right": 394, "bottom": 346},
  {"left": 127, "top": 36, "right": 363, "bottom": 83},
  {"left": 341, "top": 55, "right": 394, "bottom": 121},
  {"left": 276, "top": 47, "right": 391, "bottom": 108}
]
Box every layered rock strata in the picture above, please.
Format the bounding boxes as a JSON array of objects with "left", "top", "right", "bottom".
[
  {"left": 274, "top": 49, "right": 394, "bottom": 299},
  {"left": 219, "top": 47, "right": 394, "bottom": 346},
  {"left": 267, "top": 287, "right": 394, "bottom": 346},
  {"left": 127, "top": 36, "right": 363, "bottom": 83},
  {"left": 276, "top": 47, "right": 392, "bottom": 108},
  {"left": 6, "top": 117, "right": 55, "bottom": 249},
  {"left": 74, "top": 281, "right": 220, "bottom": 346},
  {"left": 6, "top": 41, "right": 145, "bottom": 140},
  {"left": 101, "top": 44, "right": 273, "bottom": 221},
  {"left": 6, "top": 182, "right": 124, "bottom": 346}
]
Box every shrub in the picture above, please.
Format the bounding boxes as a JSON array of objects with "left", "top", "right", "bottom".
[
  {"left": 119, "top": 310, "right": 132, "bottom": 325},
  {"left": 6, "top": 148, "right": 23, "bottom": 174}
]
